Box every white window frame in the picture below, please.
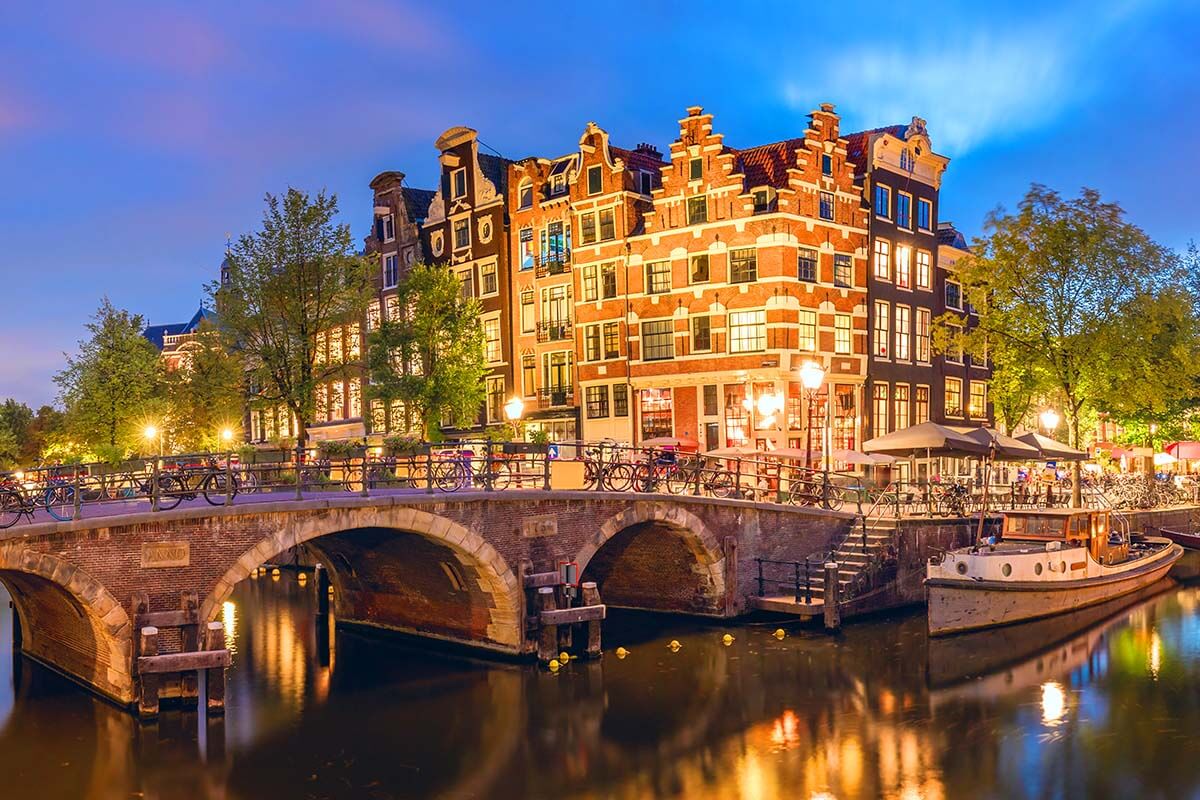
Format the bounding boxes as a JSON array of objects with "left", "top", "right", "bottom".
[{"left": 451, "top": 168, "right": 467, "bottom": 199}]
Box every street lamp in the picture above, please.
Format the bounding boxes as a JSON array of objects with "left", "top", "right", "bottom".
[
  {"left": 1039, "top": 409, "right": 1060, "bottom": 435},
  {"left": 799, "top": 361, "right": 826, "bottom": 471},
  {"left": 143, "top": 424, "right": 163, "bottom": 458},
  {"left": 221, "top": 427, "right": 235, "bottom": 448},
  {"left": 504, "top": 397, "right": 525, "bottom": 441}
]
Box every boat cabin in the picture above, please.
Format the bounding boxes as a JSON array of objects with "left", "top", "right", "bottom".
[{"left": 1001, "top": 509, "right": 1128, "bottom": 566}]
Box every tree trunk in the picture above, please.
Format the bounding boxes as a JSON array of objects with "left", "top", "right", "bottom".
[{"left": 1069, "top": 407, "right": 1083, "bottom": 507}]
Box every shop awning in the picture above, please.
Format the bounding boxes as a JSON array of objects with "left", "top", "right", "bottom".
[
  {"left": 1016, "top": 432, "right": 1089, "bottom": 462},
  {"left": 1166, "top": 441, "right": 1200, "bottom": 460}
]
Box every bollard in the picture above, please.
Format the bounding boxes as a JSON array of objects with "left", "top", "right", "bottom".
[
  {"left": 138, "top": 626, "right": 161, "bottom": 718},
  {"left": 823, "top": 561, "right": 841, "bottom": 632},
  {"left": 202, "top": 621, "right": 226, "bottom": 713},
  {"left": 180, "top": 591, "right": 200, "bottom": 700}
]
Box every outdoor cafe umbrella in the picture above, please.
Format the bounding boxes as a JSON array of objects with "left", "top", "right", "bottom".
[
  {"left": 1015, "top": 432, "right": 1089, "bottom": 462},
  {"left": 954, "top": 427, "right": 1042, "bottom": 461},
  {"left": 641, "top": 435, "right": 700, "bottom": 450},
  {"left": 1166, "top": 441, "right": 1200, "bottom": 461},
  {"left": 861, "top": 421, "right": 989, "bottom": 458},
  {"left": 831, "top": 448, "right": 896, "bottom": 466},
  {"left": 704, "top": 445, "right": 759, "bottom": 458}
]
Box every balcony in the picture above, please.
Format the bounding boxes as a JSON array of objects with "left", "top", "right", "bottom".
[
  {"left": 537, "top": 319, "right": 573, "bottom": 343},
  {"left": 538, "top": 387, "right": 575, "bottom": 409},
  {"left": 534, "top": 250, "right": 572, "bottom": 277}
]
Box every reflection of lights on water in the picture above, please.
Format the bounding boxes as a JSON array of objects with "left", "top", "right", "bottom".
[
  {"left": 1041, "top": 681, "right": 1066, "bottom": 725},
  {"left": 841, "top": 736, "right": 863, "bottom": 796},
  {"left": 222, "top": 601, "right": 237, "bottom": 656},
  {"left": 739, "top": 752, "right": 765, "bottom": 798},
  {"left": 770, "top": 709, "right": 800, "bottom": 748},
  {"left": 1149, "top": 630, "right": 1162, "bottom": 679},
  {"left": 810, "top": 792, "right": 837, "bottom": 800}
]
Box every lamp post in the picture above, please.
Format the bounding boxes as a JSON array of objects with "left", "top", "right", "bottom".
[
  {"left": 799, "top": 361, "right": 826, "bottom": 472},
  {"left": 1039, "top": 408, "right": 1060, "bottom": 436},
  {"left": 504, "top": 397, "right": 525, "bottom": 442},
  {"left": 143, "top": 424, "right": 163, "bottom": 458},
  {"left": 1148, "top": 422, "right": 1158, "bottom": 450}
]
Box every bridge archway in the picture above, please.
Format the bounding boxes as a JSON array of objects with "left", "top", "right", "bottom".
[
  {"left": 0, "top": 548, "right": 133, "bottom": 704},
  {"left": 200, "top": 507, "right": 522, "bottom": 652},
  {"left": 578, "top": 502, "right": 726, "bottom": 615}
]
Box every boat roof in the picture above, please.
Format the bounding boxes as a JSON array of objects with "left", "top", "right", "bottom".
[{"left": 1002, "top": 508, "right": 1107, "bottom": 517}]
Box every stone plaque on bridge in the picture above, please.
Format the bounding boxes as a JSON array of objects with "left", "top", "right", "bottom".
[
  {"left": 521, "top": 516, "right": 557, "bottom": 539},
  {"left": 141, "top": 541, "right": 190, "bottom": 569}
]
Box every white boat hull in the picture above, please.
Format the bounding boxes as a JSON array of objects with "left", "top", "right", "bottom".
[{"left": 927, "top": 543, "right": 1183, "bottom": 636}]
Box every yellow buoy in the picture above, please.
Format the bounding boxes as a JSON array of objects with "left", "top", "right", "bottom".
[
  {"left": 774, "top": 628, "right": 786, "bottom": 640},
  {"left": 548, "top": 659, "right": 560, "bottom": 670},
  {"left": 668, "top": 639, "right": 682, "bottom": 651},
  {"left": 298, "top": 573, "right": 308, "bottom": 583},
  {"left": 328, "top": 586, "right": 335, "bottom": 597},
  {"left": 615, "top": 647, "right": 629, "bottom": 659},
  {"left": 271, "top": 569, "right": 281, "bottom": 582},
  {"left": 722, "top": 633, "right": 734, "bottom": 646},
  {"left": 558, "top": 651, "right": 570, "bottom": 663},
  {"left": 271, "top": 567, "right": 281, "bottom": 576}
]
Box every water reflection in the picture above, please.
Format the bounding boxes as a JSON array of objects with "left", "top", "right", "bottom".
[{"left": 2, "top": 575, "right": 1200, "bottom": 798}]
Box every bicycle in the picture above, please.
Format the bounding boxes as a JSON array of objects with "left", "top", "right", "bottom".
[
  {"left": 0, "top": 475, "right": 74, "bottom": 527},
  {"left": 934, "top": 483, "right": 971, "bottom": 517}
]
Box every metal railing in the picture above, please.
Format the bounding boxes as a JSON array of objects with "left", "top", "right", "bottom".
[
  {"left": 537, "top": 387, "right": 575, "bottom": 408},
  {"left": 534, "top": 251, "right": 572, "bottom": 277},
  {"left": 535, "top": 320, "right": 573, "bottom": 342}
]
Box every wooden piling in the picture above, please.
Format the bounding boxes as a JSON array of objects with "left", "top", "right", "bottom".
[
  {"left": 823, "top": 561, "right": 841, "bottom": 632},
  {"left": 536, "top": 587, "right": 558, "bottom": 663},
  {"left": 581, "top": 581, "right": 602, "bottom": 658},
  {"left": 202, "top": 622, "right": 226, "bottom": 713},
  {"left": 314, "top": 563, "right": 330, "bottom": 617},
  {"left": 179, "top": 591, "right": 199, "bottom": 700},
  {"left": 138, "top": 626, "right": 161, "bottom": 718}
]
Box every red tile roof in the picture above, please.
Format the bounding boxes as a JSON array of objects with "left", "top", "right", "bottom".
[
  {"left": 735, "top": 137, "right": 805, "bottom": 189},
  {"left": 611, "top": 145, "right": 666, "bottom": 172},
  {"left": 843, "top": 125, "right": 906, "bottom": 172}
]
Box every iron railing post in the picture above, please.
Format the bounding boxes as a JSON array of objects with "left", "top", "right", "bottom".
[
  {"left": 483, "top": 441, "right": 494, "bottom": 492},
  {"left": 72, "top": 468, "right": 82, "bottom": 520},
  {"left": 425, "top": 444, "right": 435, "bottom": 494},
  {"left": 735, "top": 458, "right": 743, "bottom": 500},
  {"left": 822, "top": 469, "right": 830, "bottom": 508},
  {"left": 294, "top": 445, "right": 304, "bottom": 500},
  {"left": 360, "top": 451, "right": 370, "bottom": 497},
  {"left": 804, "top": 558, "right": 812, "bottom": 604},
  {"left": 151, "top": 458, "right": 161, "bottom": 513},
  {"left": 224, "top": 454, "right": 233, "bottom": 506},
  {"left": 542, "top": 444, "right": 552, "bottom": 491},
  {"left": 793, "top": 561, "right": 801, "bottom": 604}
]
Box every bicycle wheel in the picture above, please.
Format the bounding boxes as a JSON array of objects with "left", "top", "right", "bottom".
[
  {"left": 665, "top": 465, "right": 694, "bottom": 495},
  {"left": 202, "top": 472, "right": 236, "bottom": 505},
  {"left": 435, "top": 461, "right": 469, "bottom": 492},
  {"left": 602, "top": 463, "right": 634, "bottom": 492},
  {"left": 491, "top": 462, "right": 513, "bottom": 490},
  {"left": 823, "top": 485, "right": 845, "bottom": 512},
  {"left": 157, "top": 475, "right": 183, "bottom": 510},
  {"left": 0, "top": 489, "right": 23, "bottom": 528},
  {"left": 707, "top": 471, "right": 735, "bottom": 498},
  {"left": 630, "top": 463, "right": 656, "bottom": 493},
  {"left": 102, "top": 473, "right": 135, "bottom": 500},
  {"left": 238, "top": 469, "right": 258, "bottom": 494},
  {"left": 44, "top": 484, "right": 75, "bottom": 520}
]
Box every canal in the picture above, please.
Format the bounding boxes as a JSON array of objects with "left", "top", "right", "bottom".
[{"left": 2, "top": 574, "right": 1200, "bottom": 799}]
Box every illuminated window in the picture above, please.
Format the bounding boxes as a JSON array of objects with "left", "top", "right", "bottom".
[
  {"left": 690, "top": 254, "right": 710, "bottom": 283},
  {"left": 893, "top": 384, "right": 910, "bottom": 430},
  {"left": 945, "top": 377, "right": 963, "bottom": 417},
  {"left": 915, "top": 386, "right": 930, "bottom": 424},
  {"left": 835, "top": 314, "right": 852, "bottom": 354},
  {"left": 916, "top": 249, "right": 932, "bottom": 289},
  {"left": 895, "top": 246, "right": 911, "bottom": 289},
  {"left": 969, "top": 381, "right": 987, "bottom": 418},
  {"left": 873, "top": 383, "right": 889, "bottom": 435},
  {"left": 728, "top": 310, "right": 766, "bottom": 353},
  {"left": 894, "top": 305, "right": 910, "bottom": 361},
  {"left": 798, "top": 309, "right": 817, "bottom": 352},
  {"left": 916, "top": 309, "right": 931, "bottom": 362},
  {"left": 873, "top": 300, "right": 889, "bottom": 357},
  {"left": 484, "top": 318, "right": 501, "bottom": 363},
  {"left": 645, "top": 260, "right": 671, "bottom": 294},
  {"left": 874, "top": 239, "right": 890, "bottom": 281}
]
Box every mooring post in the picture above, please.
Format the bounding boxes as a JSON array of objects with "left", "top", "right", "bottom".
[
  {"left": 581, "top": 581, "right": 602, "bottom": 658},
  {"left": 314, "top": 563, "right": 330, "bottom": 616},
  {"left": 536, "top": 587, "right": 557, "bottom": 663},
  {"left": 138, "top": 626, "right": 161, "bottom": 718},
  {"left": 823, "top": 561, "right": 841, "bottom": 632},
  {"left": 202, "top": 621, "right": 226, "bottom": 714},
  {"left": 180, "top": 590, "right": 200, "bottom": 700}
]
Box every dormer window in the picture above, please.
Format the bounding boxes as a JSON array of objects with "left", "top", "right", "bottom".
[
  {"left": 518, "top": 179, "right": 533, "bottom": 209},
  {"left": 751, "top": 187, "right": 775, "bottom": 214},
  {"left": 638, "top": 170, "right": 657, "bottom": 195},
  {"left": 900, "top": 148, "right": 915, "bottom": 171},
  {"left": 688, "top": 157, "right": 703, "bottom": 181},
  {"left": 451, "top": 168, "right": 467, "bottom": 199},
  {"left": 550, "top": 173, "right": 567, "bottom": 196},
  {"left": 587, "top": 165, "right": 603, "bottom": 195},
  {"left": 822, "top": 154, "right": 833, "bottom": 176}
]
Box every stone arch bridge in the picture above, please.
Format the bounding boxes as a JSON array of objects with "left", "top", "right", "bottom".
[{"left": 0, "top": 491, "right": 851, "bottom": 706}]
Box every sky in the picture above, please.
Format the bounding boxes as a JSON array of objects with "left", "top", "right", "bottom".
[{"left": 1, "top": 0, "right": 1198, "bottom": 407}]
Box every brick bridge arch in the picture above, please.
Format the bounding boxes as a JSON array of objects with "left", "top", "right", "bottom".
[
  {"left": 0, "top": 546, "right": 133, "bottom": 703},
  {"left": 198, "top": 505, "right": 522, "bottom": 650}
]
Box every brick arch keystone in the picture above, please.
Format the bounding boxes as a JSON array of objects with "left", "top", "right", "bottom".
[
  {"left": 198, "top": 506, "right": 522, "bottom": 648},
  {"left": 0, "top": 545, "right": 134, "bottom": 695},
  {"left": 576, "top": 500, "right": 726, "bottom": 601}
]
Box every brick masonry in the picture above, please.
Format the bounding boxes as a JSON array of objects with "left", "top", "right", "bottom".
[{"left": 0, "top": 492, "right": 852, "bottom": 704}]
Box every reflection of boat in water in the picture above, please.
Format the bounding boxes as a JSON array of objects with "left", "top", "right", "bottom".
[
  {"left": 926, "top": 508, "right": 1182, "bottom": 635},
  {"left": 1152, "top": 526, "right": 1200, "bottom": 581},
  {"left": 926, "top": 578, "right": 1174, "bottom": 690}
]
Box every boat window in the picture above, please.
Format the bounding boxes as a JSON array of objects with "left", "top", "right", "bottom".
[
  {"left": 1071, "top": 515, "right": 1090, "bottom": 538},
  {"left": 1034, "top": 562, "right": 1043, "bottom": 575},
  {"left": 1001, "top": 563, "right": 1012, "bottom": 577},
  {"left": 1011, "top": 515, "right": 1063, "bottom": 538}
]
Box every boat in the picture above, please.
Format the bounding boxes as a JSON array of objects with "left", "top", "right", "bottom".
[
  {"left": 1151, "top": 525, "right": 1200, "bottom": 580},
  {"left": 925, "top": 507, "right": 1182, "bottom": 636}
]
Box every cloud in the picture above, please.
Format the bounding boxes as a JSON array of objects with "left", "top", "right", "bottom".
[{"left": 64, "top": 5, "right": 231, "bottom": 77}]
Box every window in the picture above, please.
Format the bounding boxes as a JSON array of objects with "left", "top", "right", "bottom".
[
  {"left": 729, "top": 309, "right": 766, "bottom": 353},
  {"left": 900, "top": 148, "right": 914, "bottom": 171},
  {"left": 895, "top": 305, "right": 910, "bottom": 360},
  {"left": 347, "top": 323, "right": 361, "bottom": 359},
  {"left": 385, "top": 295, "right": 400, "bottom": 321},
  {"left": 821, "top": 153, "right": 833, "bottom": 176},
  {"left": 601, "top": 262, "right": 617, "bottom": 298},
  {"left": 690, "top": 254, "right": 710, "bottom": 283},
  {"left": 916, "top": 250, "right": 931, "bottom": 289},
  {"left": 520, "top": 289, "right": 535, "bottom": 333},
  {"left": 582, "top": 265, "right": 598, "bottom": 301},
  {"left": 894, "top": 384, "right": 910, "bottom": 430},
  {"left": 613, "top": 383, "right": 628, "bottom": 416},
  {"left": 543, "top": 220, "right": 568, "bottom": 264},
  {"left": 688, "top": 157, "right": 703, "bottom": 180},
  {"left": 519, "top": 227, "right": 534, "bottom": 270},
  {"left": 945, "top": 378, "right": 963, "bottom": 417},
  {"left": 798, "top": 248, "right": 818, "bottom": 282},
  {"left": 946, "top": 280, "right": 963, "bottom": 310},
  {"left": 798, "top": 309, "right": 817, "bottom": 352},
  {"left": 329, "top": 381, "right": 344, "bottom": 421},
  {"left": 458, "top": 268, "right": 475, "bottom": 299},
  {"left": 486, "top": 376, "right": 505, "bottom": 423},
  {"left": 874, "top": 184, "right": 891, "bottom": 218},
  {"left": 451, "top": 168, "right": 466, "bottom": 199},
  {"left": 480, "top": 261, "right": 498, "bottom": 296},
  {"left": 873, "top": 300, "right": 889, "bottom": 357},
  {"left": 584, "top": 324, "right": 601, "bottom": 361},
  {"left": 897, "top": 192, "right": 912, "bottom": 229},
  {"left": 687, "top": 196, "right": 707, "bottom": 225},
  {"left": 819, "top": 192, "right": 834, "bottom": 220},
  {"left": 729, "top": 248, "right": 757, "bottom": 283},
  {"left": 639, "top": 388, "right": 673, "bottom": 440},
  {"left": 550, "top": 172, "right": 567, "bottom": 196},
  {"left": 873, "top": 383, "right": 889, "bottom": 435},
  {"left": 484, "top": 318, "right": 501, "bottom": 363},
  {"left": 381, "top": 214, "right": 395, "bottom": 242},
  {"left": 542, "top": 351, "right": 572, "bottom": 392},
  {"left": 639, "top": 170, "right": 656, "bottom": 195},
  {"left": 522, "top": 355, "right": 536, "bottom": 396},
  {"left": 518, "top": 180, "right": 533, "bottom": 209},
  {"left": 587, "top": 165, "right": 603, "bottom": 195},
  {"left": 603, "top": 322, "right": 620, "bottom": 359},
  {"left": 917, "top": 198, "right": 933, "bottom": 231},
  {"left": 915, "top": 386, "right": 930, "bottom": 424},
  {"left": 453, "top": 218, "right": 470, "bottom": 250},
  {"left": 367, "top": 300, "right": 381, "bottom": 330},
  {"left": 916, "top": 308, "right": 931, "bottom": 362},
  {"left": 703, "top": 384, "right": 718, "bottom": 416},
  {"left": 969, "top": 381, "right": 987, "bottom": 418},
  {"left": 873, "top": 239, "right": 890, "bottom": 281},
  {"left": 692, "top": 315, "right": 712, "bottom": 352},
  {"left": 580, "top": 213, "right": 596, "bottom": 245},
  {"left": 834, "top": 254, "right": 852, "bottom": 287},
  {"left": 895, "top": 245, "right": 911, "bottom": 289},
  {"left": 641, "top": 319, "right": 674, "bottom": 361},
  {"left": 585, "top": 385, "right": 609, "bottom": 419},
  {"left": 835, "top": 314, "right": 852, "bottom": 354},
  {"left": 599, "top": 208, "right": 616, "bottom": 241},
  {"left": 946, "top": 324, "right": 964, "bottom": 364},
  {"left": 541, "top": 285, "right": 571, "bottom": 325},
  {"left": 383, "top": 254, "right": 398, "bottom": 289},
  {"left": 645, "top": 260, "right": 671, "bottom": 294}
]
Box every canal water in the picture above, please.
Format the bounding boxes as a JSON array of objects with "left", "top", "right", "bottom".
[{"left": 2, "top": 575, "right": 1200, "bottom": 800}]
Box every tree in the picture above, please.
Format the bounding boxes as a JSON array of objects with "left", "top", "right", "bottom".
[
  {"left": 941, "top": 185, "right": 1200, "bottom": 502},
  {"left": 53, "top": 298, "right": 164, "bottom": 454},
  {"left": 163, "top": 321, "right": 246, "bottom": 452},
  {"left": 208, "top": 188, "right": 371, "bottom": 448},
  {"left": 366, "top": 264, "right": 487, "bottom": 440}
]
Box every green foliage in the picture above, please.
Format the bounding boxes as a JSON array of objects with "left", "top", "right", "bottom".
[
  {"left": 382, "top": 434, "right": 424, "bottom": 455},
  {"left": 317, "top": 439, "right": 360, "bottom": 458},
  {"left": 163, "top": 321, "right": 245, "bottom": 452},
  {"left": 528, "top": 428, "right": 550, "bottom": 446},
  {"left": 366, "top": 264, "right": 487, "bottom": 440},
  {"left": 0, "top": 426, "right": 18, "bottom": 470},
  {"left": 208, "top": 188, "right": 372, "bottom": 447},
  {"left": 53, "top": 297, "right": 165, "bottom": 453}
]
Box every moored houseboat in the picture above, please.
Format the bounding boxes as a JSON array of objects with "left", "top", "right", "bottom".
[{"left": 926, "top": 508, "right": 1182, "bottom": 636}]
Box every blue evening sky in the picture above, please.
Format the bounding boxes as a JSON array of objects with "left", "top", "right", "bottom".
[{"left": 1, "top": 0, "right": 1197, "bottom": 406}]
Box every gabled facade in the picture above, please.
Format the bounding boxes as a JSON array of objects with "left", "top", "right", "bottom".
[
  {"left": 422, "top": 127, "right": 513, "bottom": 432},
  {"left": 937, "top": 221, "right": 992, "bottom": 428},
  {"left": 143, "top": 305, "right": 217, "bottom": 372}
]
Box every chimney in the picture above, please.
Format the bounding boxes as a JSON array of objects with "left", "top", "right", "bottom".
[{"left": 635, "top": 142, "right": 662, "bottom": 160}]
